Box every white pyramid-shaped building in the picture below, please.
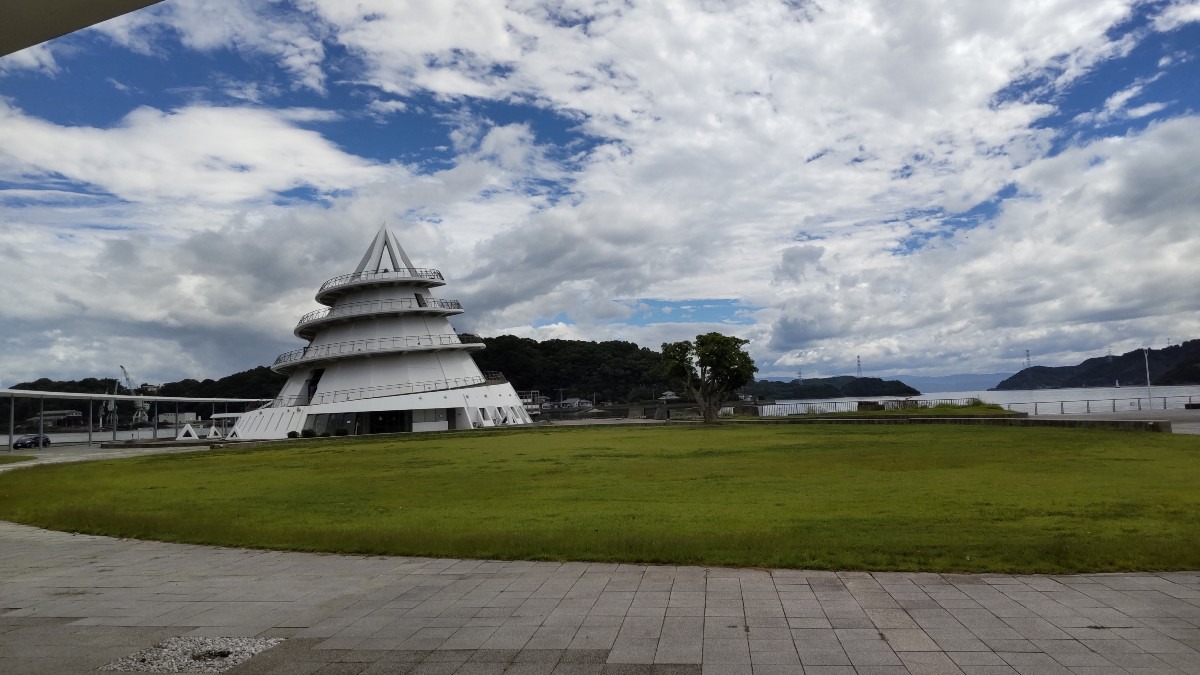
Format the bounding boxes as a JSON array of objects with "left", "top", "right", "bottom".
[{"left": 232, "top": 227, "right": 533, "bottom": 439}]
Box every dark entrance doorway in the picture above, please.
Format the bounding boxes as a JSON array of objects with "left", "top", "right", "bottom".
[{"left": 368, "top": 410, "right": 411, "bottom": 434}]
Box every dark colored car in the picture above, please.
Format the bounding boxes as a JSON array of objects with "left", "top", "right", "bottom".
[{"left": 12, "top": 434, "right": 51, "bottom": 449}]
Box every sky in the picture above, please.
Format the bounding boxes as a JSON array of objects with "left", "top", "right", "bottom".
[{"left": 1, "top": 0, "right": 1198, "bottom": 387}]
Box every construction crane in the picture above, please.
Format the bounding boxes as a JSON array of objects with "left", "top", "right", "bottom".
[{"left": 120, "top": 365, "right": 150, "bottom": 427}]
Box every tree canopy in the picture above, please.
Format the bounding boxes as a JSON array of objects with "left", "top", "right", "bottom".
[
  {"left": 471, "top": 336, "right": 665, "bottom": 402},
  {"left": 661, "top": 332, "right": 758, "bottom": 422}
]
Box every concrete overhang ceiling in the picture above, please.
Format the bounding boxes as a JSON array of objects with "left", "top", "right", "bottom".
[{"left": 1, "top": 0, "right": 164, "bottom": 57}]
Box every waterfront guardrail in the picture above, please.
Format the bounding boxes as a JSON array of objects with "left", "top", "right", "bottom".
[
  {"left": 295, "top": 297, "right": 463, "bottom": 329},
  {"left": 272, "top": 333, "right": 484, "bottom": 368},
  {"left": 318, "top": 268, "right": 445, "bottom": 295},
  {"left": 268, "top": 371, "right": 506, "bottom": 407},
  {"left": 757, "top": 394, "right": 1198, "bottom": 417},
  {"left": 760, "top": 398, "right": 982, "bottom": 416},
  {"left": 1003, "top": 394, "right": 1198, "bottom": 415}
]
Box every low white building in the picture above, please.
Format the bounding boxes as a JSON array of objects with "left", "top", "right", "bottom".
[
  {"left": 155, "top": 412, "right": 198, "bottom": 424},
  {"left": 231, "top": 227, "right": 534, "bottom": 440}
]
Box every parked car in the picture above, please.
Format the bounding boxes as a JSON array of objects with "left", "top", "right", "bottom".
[{"left": 12, "top": 434, "right": 51, "bottom": 449}]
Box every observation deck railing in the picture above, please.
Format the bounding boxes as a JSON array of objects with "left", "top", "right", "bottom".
[
  {"left": 296, "top": 297, "right": 463, "bottom": 330},
  {"left": 269, "top": 371, "right": 506, "bottom": 407},
  {"left": 318, "top": 268, "right": 444, "bottom": 295},
  {"left": 758, "top": 394, "right": 1199, "bottom": 417},
  {"left": 1003, "top": 394, "right": 1198, "bottom": 415},
  {"left": 272, "top": 333, "right": 484, "bottom": 369}
]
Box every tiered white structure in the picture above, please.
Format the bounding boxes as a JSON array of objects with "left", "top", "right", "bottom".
[{"left": 231, "top": 227, "right": 533, "bottom": 439}]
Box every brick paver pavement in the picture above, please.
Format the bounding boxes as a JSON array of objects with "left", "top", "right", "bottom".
[{"left": 1, "top": 522, "right": 1198, "bottom": 674}]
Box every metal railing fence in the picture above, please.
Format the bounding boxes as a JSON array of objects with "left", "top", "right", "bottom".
[
  {"left": 755, "top": 395, "right": 1198, "bottom": 417},
  {"left": 318, "top": 268, "right": 444, "bottom": 294},
  {"left": 1004, "top": 394, "right": 1197, "bottom": 415},
  {"left": 759, "top": 398, "right": 982, "bottom": 417},
  {"left": 296, "top": 297, "right": 463, "bottom": 329}
]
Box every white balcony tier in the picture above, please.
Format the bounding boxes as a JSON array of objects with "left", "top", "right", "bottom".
[
  {"left": 272, "top": 333, "right": 484, "bottom": 374},
  {"left": 316, "top": 268, "right": 445, "bottom": 305},
  {"left": 268, "top": 371, "right": 507, "bottom": 407},
  {"left": 294, "top": 297, "right": 464, "bottom": 339}
]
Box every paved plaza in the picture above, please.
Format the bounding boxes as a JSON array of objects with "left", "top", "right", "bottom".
[{"left": 1, "top": 521, "right": 1198, "bottom": 675}]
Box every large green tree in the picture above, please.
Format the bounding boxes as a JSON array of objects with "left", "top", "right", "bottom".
[{"left": 661, "top": 333, "right": 758, "bottom": 422}]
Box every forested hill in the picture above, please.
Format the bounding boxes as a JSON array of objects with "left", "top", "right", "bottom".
[
  {"left": 4, "top": 367, "right": 286, "bottom": 423},
  {"left": 469, "top": 335, "right": 664, "bottom": 402},
  {"left": 744, "top": 376, "right": 920, "bottom": 400},
  {"left": 992, "top": 339, "right": 1200, "bottom": 390},
  {"left": 155, "top": 366, "right": 287, "bottom": 400}
]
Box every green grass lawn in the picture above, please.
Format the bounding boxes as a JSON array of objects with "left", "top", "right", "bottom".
[
  {"left": 0, "top": 424, "right": 1196, "bottom": 573},
  {"left": 0, "top": 455, "right": 34, "bottom": 466}
]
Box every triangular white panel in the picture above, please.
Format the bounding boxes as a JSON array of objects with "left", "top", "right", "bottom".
[
  {"left": 206, "top": 426, "right": 223, "bottom": 439},
  {"left": 176, "top": 424, "right": 200, "bottom": 440},
  {"left": 354, "top": 225, "right": 416, "bottom": 275}
]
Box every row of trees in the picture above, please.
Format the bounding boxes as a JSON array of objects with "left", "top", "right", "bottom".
[
  {"left": 470, "top": 336, "right": 666, "bottom": 403},
  {"left": 2, "top": 368, "right": 285, "bottom": 431},
  {"left": 473, "top": 333, "right": 758, "bottom": 423}
]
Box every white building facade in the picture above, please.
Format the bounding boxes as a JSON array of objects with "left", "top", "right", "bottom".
[{"left": 231, "top": 228, "right": 533, "bottom": 440}]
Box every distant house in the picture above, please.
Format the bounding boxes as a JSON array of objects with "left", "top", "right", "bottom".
[{"left": 659, "top": 391, "right": 680, "bottom": 402}]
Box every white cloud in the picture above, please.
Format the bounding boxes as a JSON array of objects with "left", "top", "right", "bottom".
[
  {"left": 761, "top": 116, "right": 1200, "bottom": 376},
  {"left": 0, "top": 44, "right": 58, "bottom": 75},
  {"left": 366, "top": 98, "right": 407, "bottom": 118},
  {"left": 1153, "top": 0, "right": 1200, "bottom": 31},
  {"left": 1074, "top": 74, "right": 1166, "bottom": 125},
  {"left": 2, "top": 0, "right": 1194, "bottom": 384},
  {"left": 95, "top": 0, "right": 328, "bottom": 92},
  {"left": 0, "top": 102, "right": 390, "bottom": 206}
]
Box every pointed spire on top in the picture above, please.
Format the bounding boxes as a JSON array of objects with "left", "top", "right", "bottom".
[{"left": 354, "top": 224, "right": 416, "bottom": 275}]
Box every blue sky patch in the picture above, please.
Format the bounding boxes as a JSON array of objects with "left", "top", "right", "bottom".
[{"left": 624, "top": 299, "right": 759, "bottom": 327}]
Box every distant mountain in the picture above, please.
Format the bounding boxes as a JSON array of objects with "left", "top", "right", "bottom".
[
  {"left": 745, "top": 376, "right": 920, "bottom": 400},
  {"left": 992, "top": 340, "right": 1200, "bottom": 390},
  {"left": 895, "top": 373, "right": 1014, "bottom": 394}
]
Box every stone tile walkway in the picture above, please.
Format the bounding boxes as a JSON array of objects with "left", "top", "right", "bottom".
[{"left": 1, "top": 522, "right": 1198, "bottom": 674}]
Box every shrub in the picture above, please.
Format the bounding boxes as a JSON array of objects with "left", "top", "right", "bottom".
[
  {"left": 319, "top": 432, "right": 331, "bottom": 437},
  {"left": 286, "top": 431, "right": 300, "bottom": 439},
  {"left": 300, "top": 428, "right": 316, "bottom": 438}
]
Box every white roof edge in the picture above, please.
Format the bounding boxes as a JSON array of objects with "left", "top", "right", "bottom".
[{"left": 0, "top": 389, "right": 270, "bottom": 403}]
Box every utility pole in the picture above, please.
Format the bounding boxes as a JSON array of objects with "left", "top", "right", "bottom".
[
  {"left": 856, "top": 356, "right": 862, "bottom": 379},
  {"left": 797, "top": 369, "right": 803, "bottom": 385},
  {"left": 1024, "top": 350, "right": 1032, "bottom": 370},
  {"left": 1144, "top": 347, "right": 1152, "bottom": 410}
]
